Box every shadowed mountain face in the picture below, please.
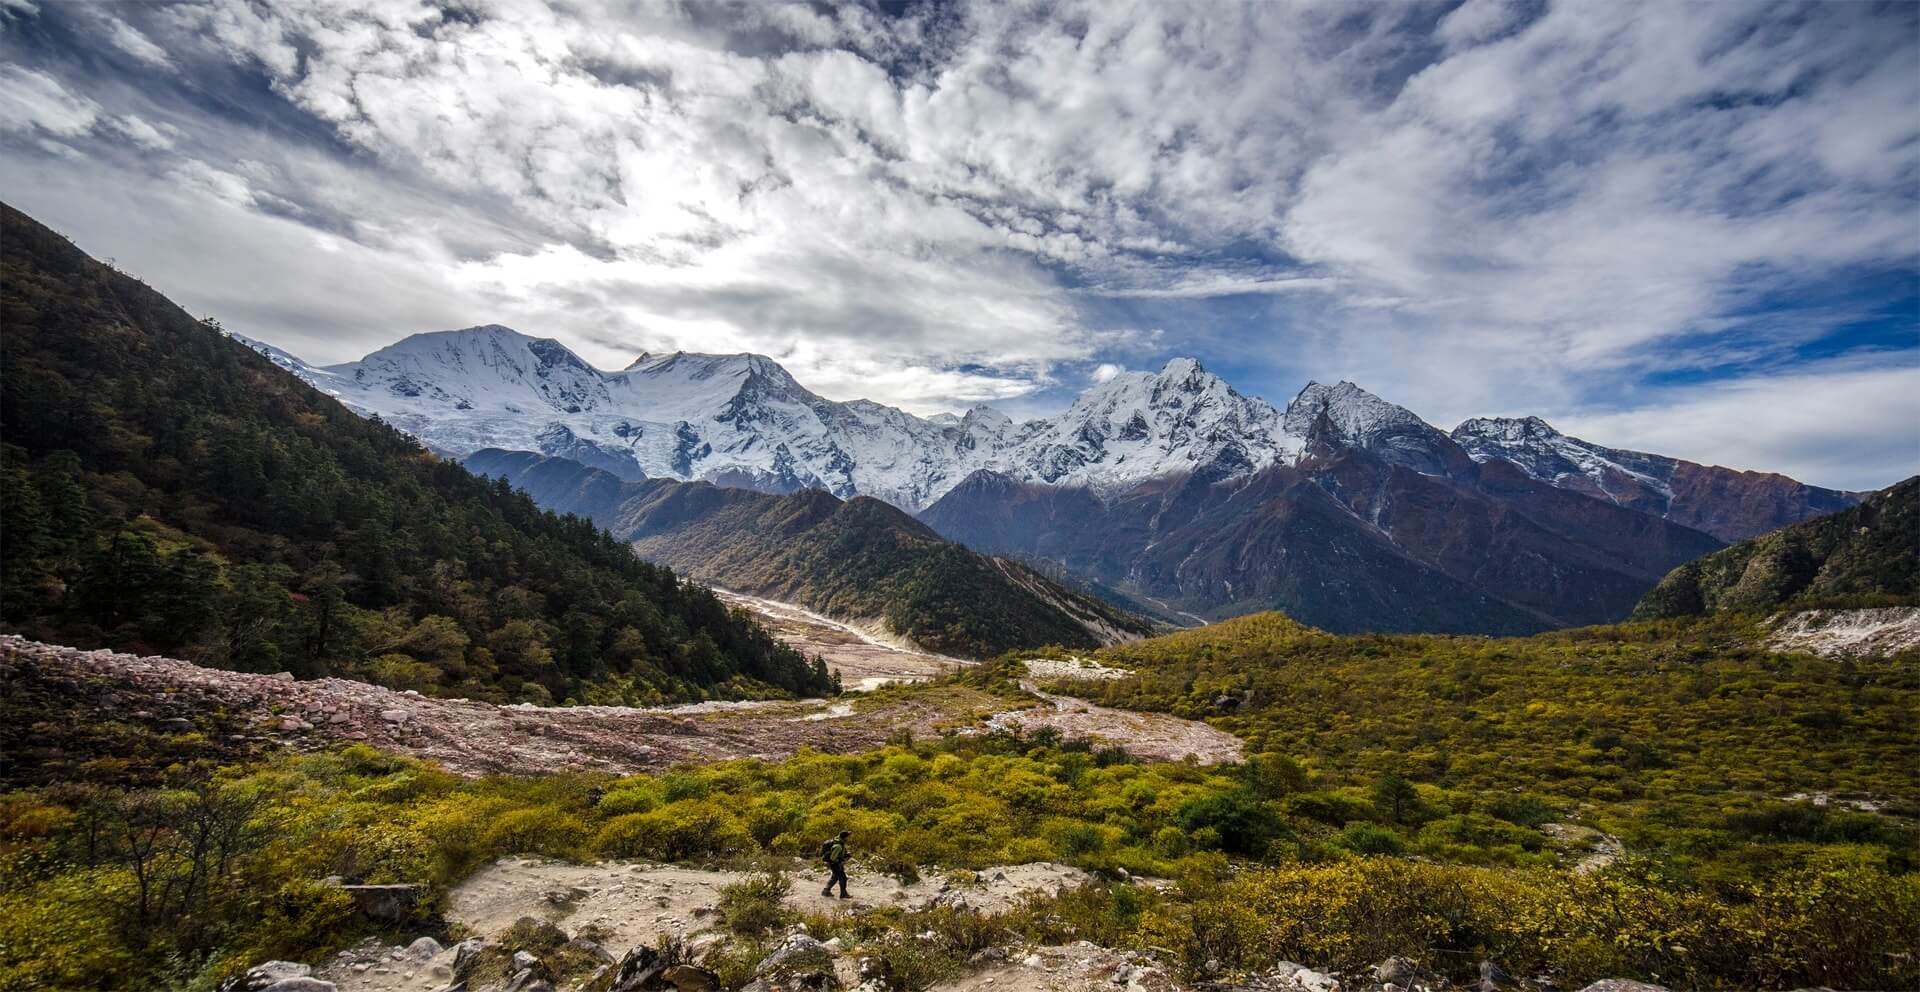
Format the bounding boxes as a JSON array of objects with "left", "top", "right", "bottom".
[
  {"left": 463, "top": 449, "right": 1157, "bottom": 658},
  {"left": 920, "top": 423, "right": 1728, "bottom": 635},
  {"left": 1634, "top": 475, "right": 1919, "bottom": 620},
  {"left": 1452, "top": 416, "right": 1861, "bottom": 542}
]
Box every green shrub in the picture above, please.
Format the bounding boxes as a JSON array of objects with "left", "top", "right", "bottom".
[
  {"left": 1339, "top": 823, "right": 1405, "bottom": 855},
  {"left": 719, "top": 869, "right": 795, "bottom": 935}
]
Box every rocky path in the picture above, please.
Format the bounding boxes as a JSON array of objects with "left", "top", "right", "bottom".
[
  {"left": 449, "top": 858, "right": 1093, "bottom": 954},
  {"left": 987, "top": 680, "right": 1244, "bottom": 765}
]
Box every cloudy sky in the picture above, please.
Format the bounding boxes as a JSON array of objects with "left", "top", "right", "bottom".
[{"left": 1, "top": 0, "right": 1915, "bottom": 489}]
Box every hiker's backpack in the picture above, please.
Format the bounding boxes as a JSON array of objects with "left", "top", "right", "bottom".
[{"left": 821, "top": 839, "right": 836, "bottom": 863}]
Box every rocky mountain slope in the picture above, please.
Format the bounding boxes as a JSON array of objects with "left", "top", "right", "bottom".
[
  {"left": 1453, "top": 416, "right": 1861, "bottom": 542},
  {"left": 0, "top": 202, "right": 828, "bottom": 703},
  {"left": 921, "top": 420, "right": 1727, "bottom": 634},
  {"left": 464, "top": 449, "right": 1156, "bottom": 658},
  {"left": 245, "top": 326, "right": 1862, "bottom": 635},
  {"left": 1633, "top": 475, "right": 1919, "bottom": 619}
]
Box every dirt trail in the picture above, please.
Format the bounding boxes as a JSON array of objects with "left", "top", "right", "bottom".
[
  {"left": 309, "top": 857, "right": 1109, "bottom": 992},
  {"left": 450, "top": 857, "right": 1092, "bottom": 952},
  {"left": 987, "top": 680, "right": 1244, "bottom": 764},
  {"left": 716, "top": 589, "right": 971, "bottom": 690}
]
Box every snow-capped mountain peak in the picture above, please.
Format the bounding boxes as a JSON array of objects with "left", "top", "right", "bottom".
[
  {"left": 1002, "top": 357, "right": 1299, "bottom": 489},
  {"left": 1283, "top": 380, "right": 1433, "bottom": 444},
  {"left": 1452, "top": 415, "right": 1676, "bottom": 500}
]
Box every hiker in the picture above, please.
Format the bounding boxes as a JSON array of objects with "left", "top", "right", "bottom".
[{"left": 821, "top": 830, "right": 851, "bottom": 898}]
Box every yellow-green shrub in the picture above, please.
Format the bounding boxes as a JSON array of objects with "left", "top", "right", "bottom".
[{"left": 593, "top": 800, "right": 751, "bottom": 860}]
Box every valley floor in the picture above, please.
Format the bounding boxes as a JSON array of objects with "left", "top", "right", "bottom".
[
  {"left": 1, "top": 634, "right": 1241, "bottom": 776},
  {"left": 713, "top": 589, "right": 969, "bottom": 690}
]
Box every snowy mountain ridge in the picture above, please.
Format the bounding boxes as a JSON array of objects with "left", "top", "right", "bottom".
[
  {"left": 237, "top": 324, "right": 1847, "bottom": 526},
  {"left": 1452, "top": 415, "right": 1677, "bottom": 502},
  {"left": 243, "top": 324, "right": 1373, "bottom": 509}
]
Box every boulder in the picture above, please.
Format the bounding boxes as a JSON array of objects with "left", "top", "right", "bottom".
[
  {"left": 337, "top": 883, "right": 421, "bottom": 921},
  {"left": 683, "top": 934, "right": 725, "bottom": 965},
  {"left": 1575, "top": 983, "right": 1670, "bottom": 992},
  {"left": 259, "top": 981, "right": 336, "bottom": 992},
  {"left": 218, "top": 961, "right": 312, "bottom": 992},
  {"left": 1478, "top": 960, "right": 1515, "bottom": 992},
  {"left": 661, "top": 964, "right": 721, "bottom": 992},
  {"left": 450, "top": 938, "right": 486, "bottom": 980},
  {"left": 599, "top": 945, "right": 667, "bottom": 992},
  {"left": 563, "top": 937, "right": 617, "bottom": 965},
  {"left": 1274, "top": 961, "right": 1340, "bottom": 992},
  {"left": 503, "top": 969, "right": 555, "bottom": 992},
  {"left": 1373, "top": 957, "right": 1430, "bottom": 987},
  {"left": 755, "top": 934, "right": 831, "bottom": 976},
  {"left": 404, "top": 937, "right": 443, "bottom": 960}
]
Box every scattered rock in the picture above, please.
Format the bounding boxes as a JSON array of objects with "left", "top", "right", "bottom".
[
  {"left": 404, "top": 936, "right": 443, "bottom": 960},
  {"left": 969, "top": 948, "right": 1010, "bottom": 966},
  {"left": 1575, "top": 983, "right": 1670, "bottom": 992},
  {"left": 380, "top": 708, "right": 410, "bottom": 722},
  {"left": 1478, "top": 960, "right": 1514, "bottom": 992},
  {"left": 1274, "top": 961, "right": 1340, "bottom": 992}
]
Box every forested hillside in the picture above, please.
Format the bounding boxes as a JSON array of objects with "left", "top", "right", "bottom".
[
  {"left": 0, "top": 203, "right": 829, "bottom": 704},
  {"left": 466, "top": 448, "right": 1157, "bottom": 658},
  {"left": 1633, "top": 476, "right": 1918, "bottom": 619}
]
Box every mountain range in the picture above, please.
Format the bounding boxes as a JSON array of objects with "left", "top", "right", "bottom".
[
  {"left": 463, "top": 449, "right": 1157, "bottom": 658},
  {"left": 243, "top": 326, "right": 1866, "bottom": 635}
]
